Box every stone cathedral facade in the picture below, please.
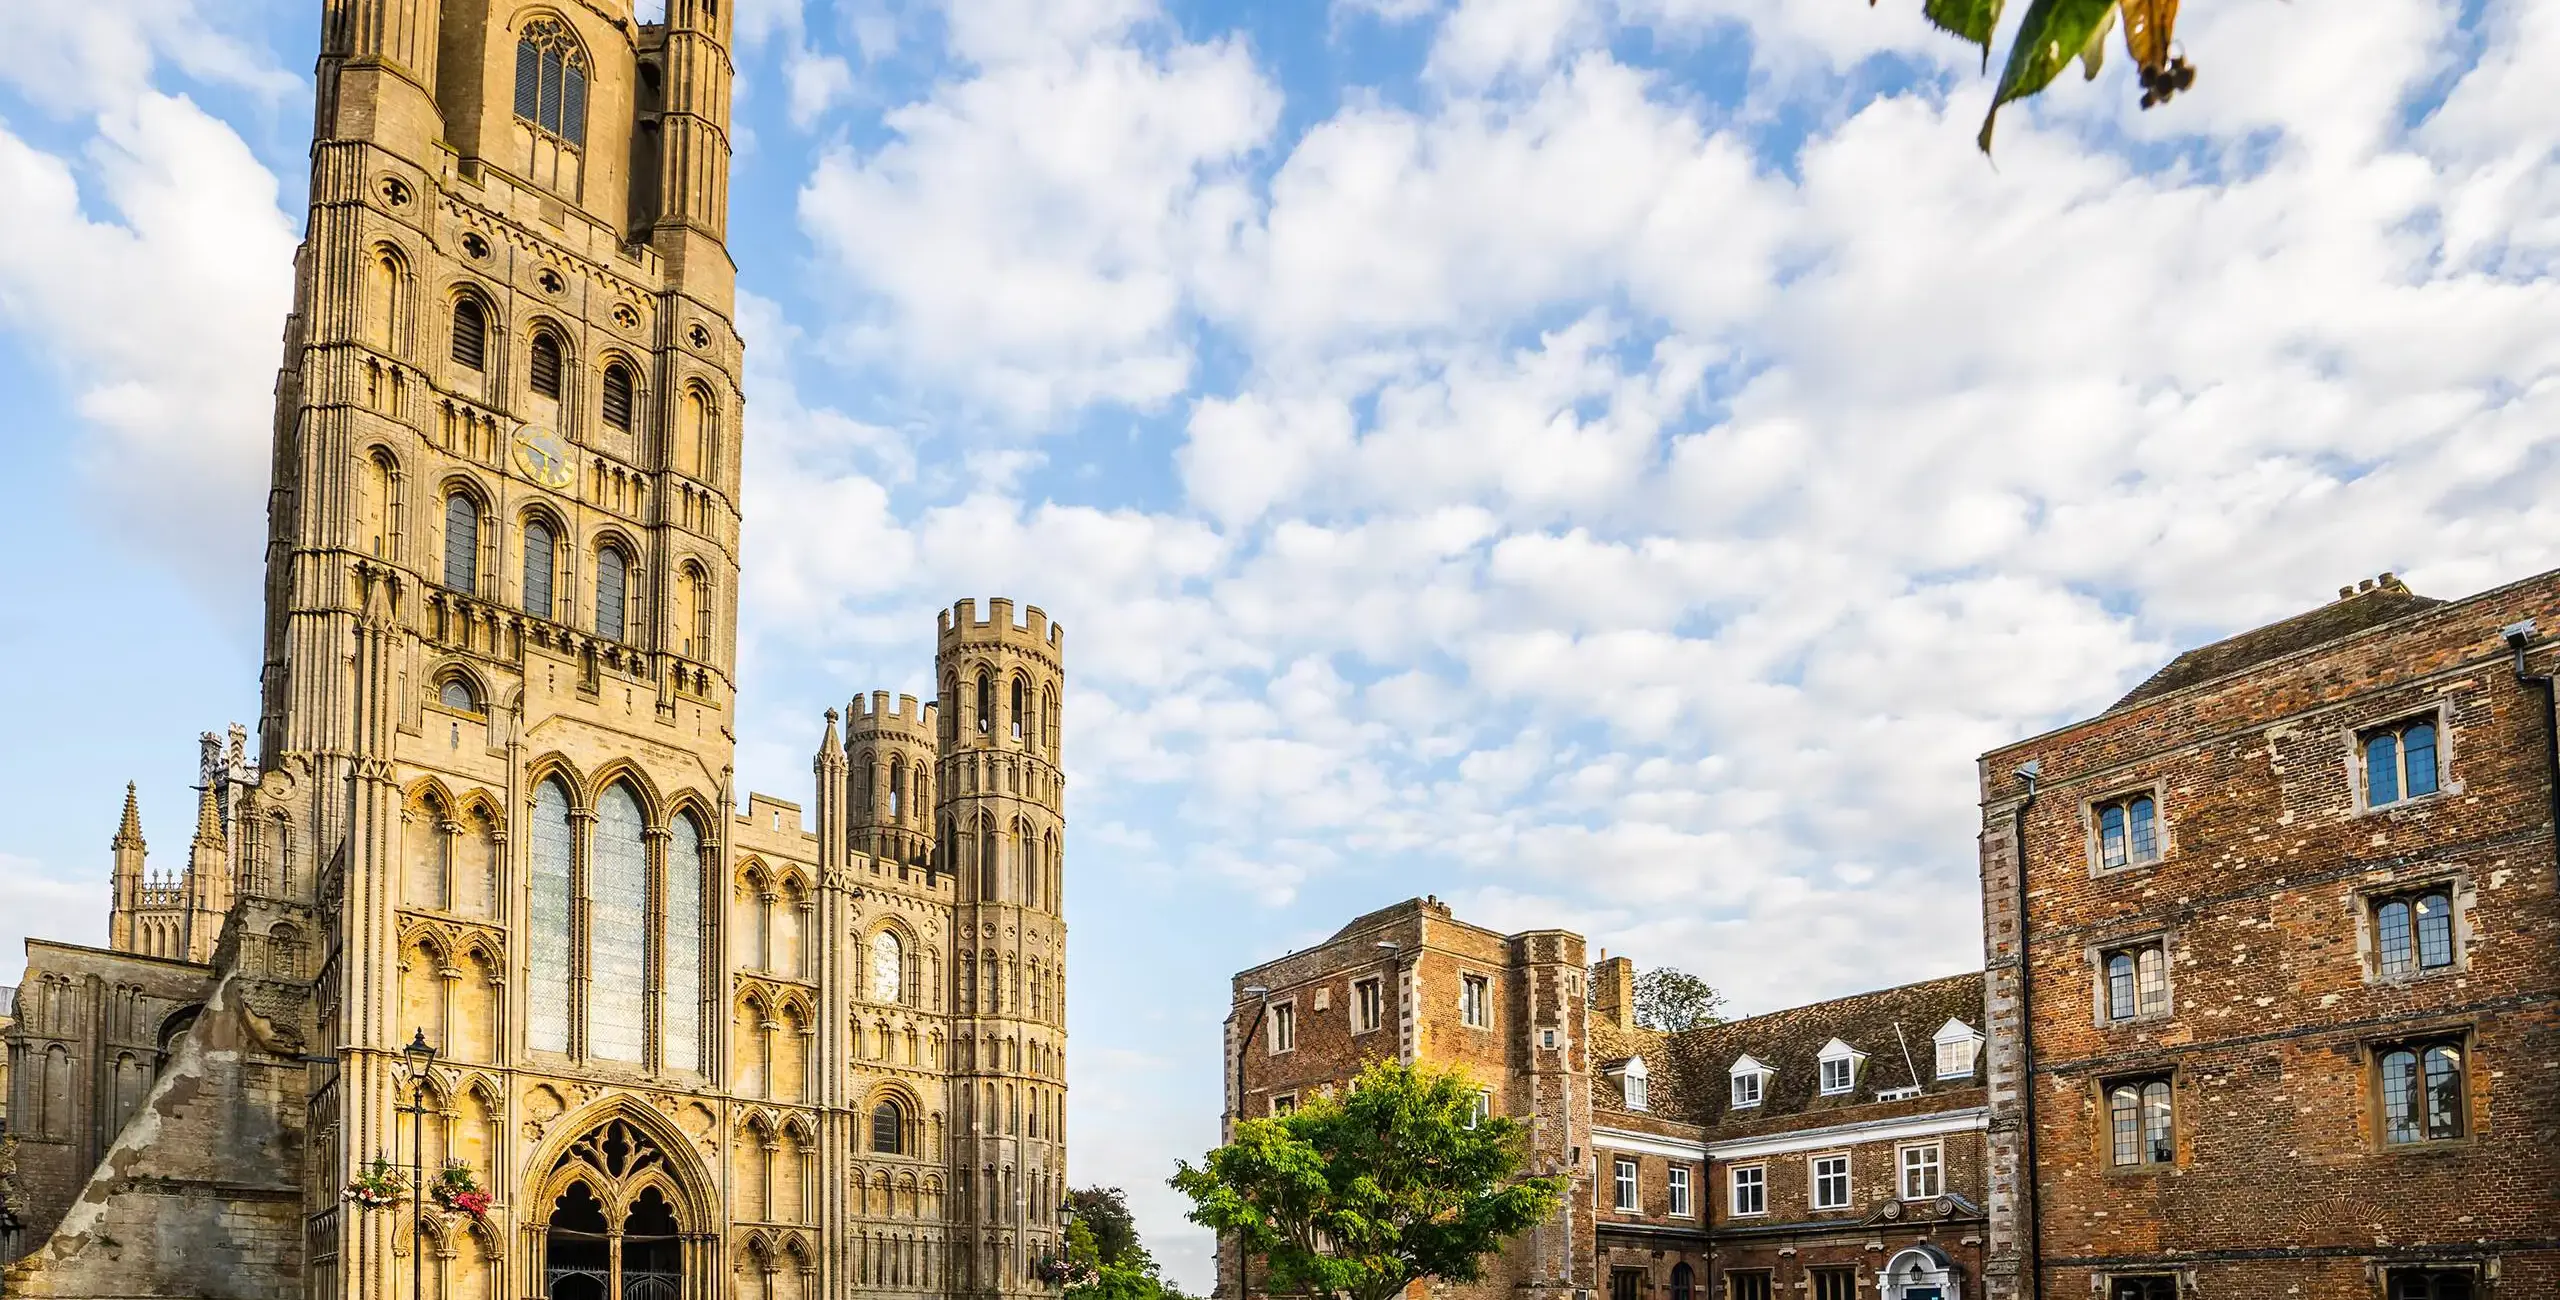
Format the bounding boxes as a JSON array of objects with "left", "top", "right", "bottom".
[{"left": 0, "top": 2, "right": 1071, "bottom": 1298}]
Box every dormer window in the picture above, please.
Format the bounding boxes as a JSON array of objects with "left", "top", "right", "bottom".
[
  {"left": 1730, "top": 1054, "right": 1769, "bottom": 1108},
  {"left": 1604, "top": 1057, "right": 1650, "bottom": 1111},
  {"left": 1933, "top": 1019, "right": 1983, "bottom": 1079},
  {"left": 1817, "top": 1038, "right": 1866, "bottom": 1096}
]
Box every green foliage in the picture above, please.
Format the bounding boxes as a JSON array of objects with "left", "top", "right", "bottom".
[
  {"left": 1633, "top": 968, "right": 1726, "bottom": 1032},
  {"left": 1170, "top": 1059, "right": 1567, "bottom": 1300},
  {"left": 1896, "top": 0, "right": 2193, "bottom": 152},
  {"left": 1067, "top": 1186, "right": 1144, "bottom": 1269}
]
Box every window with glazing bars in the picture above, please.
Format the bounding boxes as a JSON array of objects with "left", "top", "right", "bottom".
[
  {"left": 2364, "top": 718, "right": 2440, "bottom": 807},
  {"left": 1810, "top": 1154, "right": 1850, "bottom": 1209},
  {"left": 1810, "top": 1271, "right": 1857, "bottom": 1300},
  {"left": 1461, "top": 974, "right": 1490, "bottom": 1027},
  {"left": 2379, "top": 1039, "right": 2466, "bottom": 1145},
  {"left": 2104, "top": 941, "right": 2170, "bottom": 1021},
  {"left": 1354, "top": 978, "right": 1382, "bottom": 1032},
  {"left": 2106, "top": 1279, "right": 2177, "bottom": 1300},
  {"left": 2107, "top": 1076, "right": 2174, "bottom": 1166},
  {"left": 2374, "top": 888, "right": 2455, "bottom": 976},
  {"left": 513, "top": 21, "right": 588, "bottom": 144},
  {"left": 1728, "top": 1272, "right": 1771, "bottom": 1300},
  {"left": 1613, "top": 1157, "right": 1638, "bottom": 1210},
  {"left": 2096, "top": 792, "right": 2160, "bottom": 868},
  {"left": 1729, "top": 1165, "right": 1764, "bottom": 1216},
  {"left": 442, "top": 493, "right": 478, "bottom": 591},
  {"left": 2385, "top": 1267, "right": 2475, "bottom": 1300}
]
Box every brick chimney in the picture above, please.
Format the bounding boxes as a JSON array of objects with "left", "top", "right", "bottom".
[{"left": 1592, "top": 953, "right": 1636, "bottom": 1031}]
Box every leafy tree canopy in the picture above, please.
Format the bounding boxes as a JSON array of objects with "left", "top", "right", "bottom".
[
  {"left": 1170, "top": 1059, "right": 1567, "bottom": 1300},
  {"left": 1066, "top": 1186, "right": 1145, "bottom": 1271},
  {"left": 1634, "top": 968, "right": 1726, "bottom": 1033}
]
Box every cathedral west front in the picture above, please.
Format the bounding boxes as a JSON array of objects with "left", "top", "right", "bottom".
[{"left": 0, "top": 3, "right": 1070, "bottom": 1298}]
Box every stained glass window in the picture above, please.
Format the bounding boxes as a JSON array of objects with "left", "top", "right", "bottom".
[
  {"left": 589, "top": 783, "right": 648, "bottom": 1062},
  {"left": 872, "top": 931, "right": 903, "bottom": 1004},
  {"left": 528, "top": 779, "right": 574, "bottom": 1053},
  {"left": 664, "top": 814, "right": 704, "bottom": 1072}
]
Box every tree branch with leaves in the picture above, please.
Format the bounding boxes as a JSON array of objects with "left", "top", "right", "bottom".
[
  {"left": 1902, "top": 0, "right": 2193, "bottom": 151},
  {"left": 1171, "top": 1060, "right": 1567, "bottom": 1300}
]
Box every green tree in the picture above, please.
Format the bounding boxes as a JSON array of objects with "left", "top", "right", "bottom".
[
  {"left": 1170, "top": 1059, "right": 1566, "bottom": 1300},
  {"left": 1066, "top": 1186, "right": 1144, "bottom": 1269},
  {"left": 1634, "top": 968, "right": 1726, "bottom": 1032}
]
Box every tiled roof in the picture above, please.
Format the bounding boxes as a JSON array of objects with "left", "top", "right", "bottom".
[
  {"left": 1594, "top": 972, "right": 1985, "bottom": 1128},
  {"left": 2109, "top": 578, "right": 2441, "bottom": 711}
]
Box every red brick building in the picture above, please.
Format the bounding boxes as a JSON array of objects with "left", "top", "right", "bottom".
[
  {"left": 1222, "top": 902, "right": 1988, "bottom": 1300},
  {"left": 1979, "top": 572, "right": 2560, "bottom": 1300}
]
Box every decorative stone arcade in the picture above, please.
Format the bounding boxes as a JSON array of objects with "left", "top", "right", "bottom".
[{"left": 524, "top": 1115, "right": 721, "bottom": 1300}]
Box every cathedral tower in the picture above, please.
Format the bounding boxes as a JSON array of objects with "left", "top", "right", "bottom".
[
  {"left": 845, "top": 692, "right": 939, "bottom": 872},
  {"left": 937, "top": 599, "right": 1069, "bottom": 1299}
]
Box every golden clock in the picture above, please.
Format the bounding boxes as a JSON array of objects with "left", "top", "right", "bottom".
[{"left": 512, "top": 428, "right": 574, "bottom": 490}]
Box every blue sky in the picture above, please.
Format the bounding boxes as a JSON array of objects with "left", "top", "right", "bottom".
[{"left": 5, "top": 0, "right": 2559, "bottom": 1284}]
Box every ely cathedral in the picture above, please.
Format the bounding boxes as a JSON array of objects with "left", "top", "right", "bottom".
[{"left": 1, "top": 2, "right": 1070, "bottom": 1299}]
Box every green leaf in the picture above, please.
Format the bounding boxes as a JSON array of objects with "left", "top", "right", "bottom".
[
  {"left": 1978, "top": 0, "right": 2122, "bottom": 153},
  {"left": 2079, "top": 3, "right": 2116, "bottom": 80},
  {"left": 1924, "top": 0, "right": 2005, "bottom": 63}
]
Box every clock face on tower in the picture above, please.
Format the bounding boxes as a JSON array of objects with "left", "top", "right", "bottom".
[
  {"left": 872, "top": 930, "right": 902, "bottom": 1003},
  {"left": 512, "top": 427, "right": 574, "bottom": 490}
]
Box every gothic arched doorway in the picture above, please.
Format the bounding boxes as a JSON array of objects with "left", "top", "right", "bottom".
[{"left": 533, "top": 1114, "right": 709, "bottom": 1300}]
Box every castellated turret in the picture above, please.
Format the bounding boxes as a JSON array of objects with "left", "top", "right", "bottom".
[
  {"left": 935, "top": 597, "right": 1069, "bottom": 1293},
  {"left": 844, "top": 691, "right": 939, "bottom": 872}
]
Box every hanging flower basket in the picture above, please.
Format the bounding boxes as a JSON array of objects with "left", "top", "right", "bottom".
[
  {"left": 1037, "top": 1255, "right": 1096, "bottom": 1288},
  {"left": 344, "top": 1156, "right": 407, "bottom": 1210},
  {"left": 429, "top": 1160, "right": 492, "bottom": 1220}
]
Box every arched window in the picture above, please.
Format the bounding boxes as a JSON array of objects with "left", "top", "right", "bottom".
[
  {"left": 975, "top": 671, "right": 992, "bottom": 734},
  {"left": 979, "top": 822, "right": 997, "bottom": 900},
  {"left": 596, "top": 545, "right": 628, "bottom": 640},
  {"left": 528, "top": 778, "right": 574, "bottom": 1053},
  {"left": 1010, "top": 676, "right": 1026, "bottom": 741},
  {"left": 590, "top": 783, "right": 647, "bottom": 1062},
  {"left": 364, "top": 247, "right": 404, "bottom": 353},
  {"left": 439, "top": 677, "right": 478, "bottom": 713},
  {"left": 443, "top": 493, "right": 480, "bottom": 591},
  {"left": 888, "top": 764, "right": 904, "bottom": 819},
  {"left": 679, "top": 564, "right": 711, "bottom": 657},
  {"left": 514, "top": 19, "right": 588, "bottom": 146},
  {"left": 682, "top": 386, "right": 715, "bottom": 478},
  {"left": 871, "top": 1099, "right": 906, "bottom": 1154},
  {"left": 529, "top": 331, "right": 564, "bottom": 400},
  {"left": 357, "top": 450, "right": 395, "bottom": 558},
  {"left": 523, "top": 519, "right": 556, "bottom": 618},
  {"left": 1670, "top": 1264, "right": 1693, "bottom": 1300},
  {"left": 451, "top": 298, "right": 488, "bottom": 370},
  {"left": 602, "top": 361, "right": 635, "bottom": 431},
  {"left": 665, "top": 813, "right": 705, "bottom": 1072}
]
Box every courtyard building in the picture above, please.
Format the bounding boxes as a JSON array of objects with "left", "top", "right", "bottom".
[{"left": 0, "top": 2, "right": 1069, "bottom": 1297}]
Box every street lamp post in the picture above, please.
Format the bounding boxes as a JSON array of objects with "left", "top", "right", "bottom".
[{"left": 398, "top": 1029, "right": 438, "bottom": 1300}]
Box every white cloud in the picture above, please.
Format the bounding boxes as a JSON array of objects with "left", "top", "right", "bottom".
[{"left": 0, "top": 92, "right": 297, "bottom": 596}]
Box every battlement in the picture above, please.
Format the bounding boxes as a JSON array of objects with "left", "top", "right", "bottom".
[
  {"left": 846, "top": 690, "right": 938, "bottom": 736},
  {"left": 936, "top": 597, "right": 1065, "bottom": 657}
]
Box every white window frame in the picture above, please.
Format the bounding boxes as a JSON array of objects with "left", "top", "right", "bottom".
[
  {"left": 1667, "top": 1164, "right": 1692, "bottom": 1218},
  {"left": 1728, "top": 1163, "right": 1766, "bottom": 1217},
  {"left": 1898, "top": 1141, "right": 1942, "bottom": 1200},
  {"left": 1353, "top": 977, "right": 1384, "bottom": 1034},
  {"left": 1460, "top": 973, "right": 1491, "bottom": 1028},
  {"left": 1270, "top": 1093, "right": 1297, "bottom": 1117},
  {"left": 1730, "top": 1054, "right": 1768, "bottom": 1109},
  {"left": 1612, "top": 1156, "right": 1639, "bottom": 1212},
  {"left": 1469, "top": 1089, "right": 1492, "bottom": 1127},
  {"left": 1816, "top": 1038, "right": 1865, "bottom": 1097},
  {"left": 1607, "top": 1057, "right": 1650, "bottom": 1112},
  {"left": 1267, "top": 999, "right": 1296, "bottom": 1054},
  {"left": 1809, "top": 1152, "right": 1852, "bottom": 1211},
  {"left": 1933, "top": 1019, "right": 1982, "bottom": 1079}
]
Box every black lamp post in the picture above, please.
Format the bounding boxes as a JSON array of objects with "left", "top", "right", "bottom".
[{"left": 399, "top": 1029, "right": 437, "bottom": 1300}]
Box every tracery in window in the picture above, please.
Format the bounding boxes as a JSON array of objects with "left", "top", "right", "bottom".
[
  {"left": 528, "top": 778, "right": 574, "bottom": 1052},
  {"left": 513, "top": 20, "right": 588, "bottom": 145}
]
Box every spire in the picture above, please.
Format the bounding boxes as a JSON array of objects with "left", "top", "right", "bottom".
[
  {"left": 193, "top": 779, "right": 223, "bottom": 847},
  {"left": 817, "top": 708, "right": 844, "bottom": 766},
  {"left": 113, "top": 782, "right": 145, "bottom": 851}
]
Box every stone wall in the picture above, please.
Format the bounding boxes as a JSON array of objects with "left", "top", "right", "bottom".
[{"left": 5, "top": 969, "right": 310, "bottom": 1299}]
